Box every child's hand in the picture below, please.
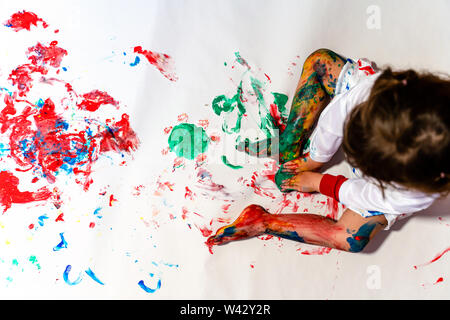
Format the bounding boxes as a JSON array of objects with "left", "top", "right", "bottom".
[
  {"left": 281, "top": 154, "right": 324, "bottom": 174},
  {"left": 280, "top": 172, "right": 323, "bottom": 193}
]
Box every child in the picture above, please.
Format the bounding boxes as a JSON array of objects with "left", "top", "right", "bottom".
[{"left": 207, "top": 49, "right": 450, "bottom": 253}]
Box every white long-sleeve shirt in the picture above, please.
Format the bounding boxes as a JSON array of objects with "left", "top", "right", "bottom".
[{"left": 309, "top": 71, "right": 439, "bottom": 229}]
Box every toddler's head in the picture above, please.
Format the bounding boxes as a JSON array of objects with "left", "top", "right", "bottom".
[{"left": 343, "top": 67, "right": 450, "bottom": 195}]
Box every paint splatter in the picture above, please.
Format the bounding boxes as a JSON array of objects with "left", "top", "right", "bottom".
[
  {"left": 138, "top": 274, "right": 162, "bottom": 293},
  {"left": 53, "top": 232, "right": 68, "bottom": 251},
  {"left": 63, "top": 265, "right": 83, "bottom": 285},
  {"left": 0, "top": 171, "right": 52, "bottom": 213},
  {"left": 414, "top": 247, "right": 450, "bottom": 269},
  {"left": 133, "top": 46, "right": 178, "bottom": 81},
  {"left": 77, "top": 90, "right": 119, "bottom": 112},
  {"left": 4, "top": 11, "right": 48, "bottom": 32},
  {"left": 85, "top": 268, "right": 105, "bottom": 285}
]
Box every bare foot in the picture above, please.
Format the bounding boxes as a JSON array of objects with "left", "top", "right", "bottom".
[{"left": 206, "top": 205, "right": 268, "bottom": 248}]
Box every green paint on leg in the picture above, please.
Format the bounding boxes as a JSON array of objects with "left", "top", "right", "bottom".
[
  {"left": 221, "top": 155, "right": 243, "bottom": 169},
  {"left": 168, "top": 123, "right": 210, "bottom": 160}
]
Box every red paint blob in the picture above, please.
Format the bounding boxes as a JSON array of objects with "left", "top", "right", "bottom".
[
  {"left": 77, "top": 90, "right": 119, "bottom": 112},
  {"left": 0, "top": 171, "right": 52, "bottom": 213},
  {"left": 4, "top": 11, "right": 48, "bottom": 32}
]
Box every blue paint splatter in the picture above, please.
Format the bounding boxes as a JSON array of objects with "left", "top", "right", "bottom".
[
  {"left": 62, "top": 67, "right": 67, "bottom": 71},
  {"left": 85, "top": 268, "right": 104, "bottom": 285},
  {"left": 38, "top": 214, "right": 49, "bottom": 227},
  {"left": 138, "top": 274, "right": 161, "bottom": 293},
  {"left": 63, "top": 265, "right": 83, "bottom": 285},
  {"left": 93, "top": 207, "right": 102, "bottom": 219},
  {"left": 53, "top": 232, "right": 68, "bottom": 251},
  {"left": 130, "top": 56, "right": 140, "bottom": 67}
]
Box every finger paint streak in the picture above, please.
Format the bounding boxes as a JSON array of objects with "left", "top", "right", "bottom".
[
  {"left": 63, "top": 265, "right": 83, "bottom": 286},
  {"left": 85, "top": 268, "right": 105, "bottom": 285},
  {"left": 138, "top": 275, "right": 162, "bottom": 293}
]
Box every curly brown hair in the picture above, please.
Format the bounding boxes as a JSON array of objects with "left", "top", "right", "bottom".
[{"left": 342, "top": 67, "right": 450, "bottom": 196}]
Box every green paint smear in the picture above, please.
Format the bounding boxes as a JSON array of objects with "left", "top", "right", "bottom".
[
  {"left": 272, "top": 92, "right": 288, "bottom": 116},
  {"left": 168, "top": 123, "right": 210, "bottom": 160},
  {"left": 212, "top": 81, "right": 246, "bottom": 134},
  {"left": 221, "top": 155, "right": 243, "bottom": 169}
]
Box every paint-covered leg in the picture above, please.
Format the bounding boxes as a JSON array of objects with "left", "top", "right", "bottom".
[
  {"left": 208, "top": 208, "right": 387, "bottom": 253},
  {"left": 275, "top": 49, "right": 346, "bottom": 192},
  {"left": 206, "top": 205, "right": 268, "bottom": 246}
]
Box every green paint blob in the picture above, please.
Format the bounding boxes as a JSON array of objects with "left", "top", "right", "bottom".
[
  {"left": 221, "top": 155, "right": 243, "bottom": 169},
  {"left": 168, "top": 123, "right": 210, "bottom": 160}
]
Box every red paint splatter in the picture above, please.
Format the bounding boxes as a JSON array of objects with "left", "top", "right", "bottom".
[
  {"left": 177, "top": 113, "right": 189, "bottom": 122},
  {"left": 109, "top": 194, "right": 117, "bottom": 206},
  {"left": 89, "top": 222, "right": 95, "bottom": 228},
  {"left": 163, "top": 126, "right": 173, "bottom": 134},
  {"left": 414, "top": 247, "right": 450, "bottom": 269},
  {"left": 99, "top": 114, "right": 140, "bottom": 154},
  {"left": 434, "top": 277, "right": 444, "bottom": 285},
  {"left": 55, "top": 213, "right": 64, "bottom": 222},
  {"left": 222, "top": 203, "right": 231, "bottom": 214},
  {"left": 299, "top": 247, "right": 332, "bottom": 255},
  {"left": 0, "top": 171, "right": 52, "bottom": 213},
  {"left": 184, "top": 186, "right": 194, "bottom": 200},
  {"left": 133, "top": 46, "right": 178, "bottom": 81},
  {"left": 210, "top": 135, "right": 220, "bottom": 142},
  {"left": 181, "top": 207, "right": 188, "bottom": 220},
  {"left": 198, "top": 225, "right": 213, "bottom": 237},
  {"left": 28, "top": 224, "right": 34, "bottom": 229},
  {"left": 4, "top": 11, "right": 48, "bottom": 32},
  {"left": 198, "top": 119, "right": 209, "bottom": 128},
  {"left": 77, "top": 90, "right": 119, "bottom": 112},
  {"left": 27, "top": 41, "right": 67, "bottom": 68},
  {"left": 8, "top": 63, "right": 48, "bottom": 96}
]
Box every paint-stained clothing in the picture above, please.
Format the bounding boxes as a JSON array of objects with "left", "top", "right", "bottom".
[{"left": 309, "top": 58, "right": 439, "bottom": 230}]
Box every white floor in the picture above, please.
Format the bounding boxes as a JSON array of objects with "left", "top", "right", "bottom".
[{"left": 0, "top": 0, "right": 449, "bottom": 299}]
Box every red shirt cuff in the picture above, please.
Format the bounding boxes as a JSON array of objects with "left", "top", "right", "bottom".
[{"left": 319, "top": 174, "right": 348, "bottom": 202}]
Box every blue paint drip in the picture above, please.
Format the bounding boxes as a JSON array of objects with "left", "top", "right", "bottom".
[
  {"left": 85, "top": 268, "right": 105, "bottom": 285},
  {"left": 53, "top": 232, "right": 68, "bottom": 251},
  {"left": 138, "top": 274, "right": 161, "bottom": 293},
  {"left": 63, "top": 265, "right": 83, "bottom": 285},
  {"left": 130, "top": 56, "right": 140, "bottom": 67}
]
